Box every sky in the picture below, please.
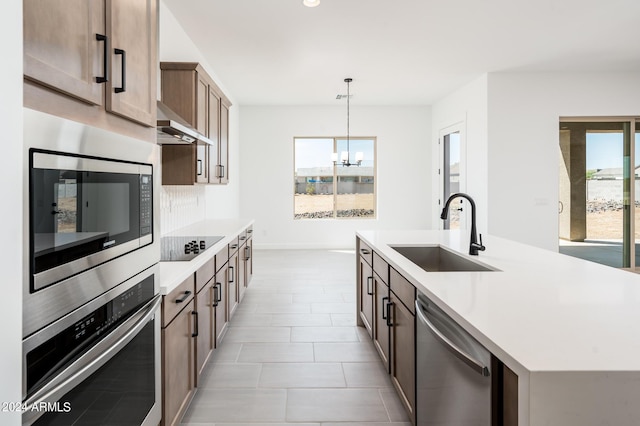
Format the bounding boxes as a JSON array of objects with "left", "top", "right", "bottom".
[
  {"left": 586, "top": 132, "right": 640, "bottom": 170},
  {"left": 295, "top": 138, "right": 375, "bottom": 169}
]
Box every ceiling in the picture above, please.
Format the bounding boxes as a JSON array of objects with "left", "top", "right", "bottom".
[{"left": 163, "top": 0, "right": 640, "bottom": 106}]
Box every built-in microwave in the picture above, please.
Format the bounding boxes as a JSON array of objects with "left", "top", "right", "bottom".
[{"left": 30, "top": 149, "right": 153, "bottom": 292}]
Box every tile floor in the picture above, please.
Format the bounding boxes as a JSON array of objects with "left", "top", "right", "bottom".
[{"left": 181, "top": 249, "right": 411, "bottom": 426}]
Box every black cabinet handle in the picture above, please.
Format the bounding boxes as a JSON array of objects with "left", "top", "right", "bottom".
[
  {"left": 360, "top": 249, "right": 371, "bottom": 255},
  {"left": 114, "top": 48, "right": 126, "bottom": 93},
  {"left": 95, "top": 34, "right": 108, "bottom": 83},
  {"left": 247, "top": 229, "right": 253, "bottom": 234},
  {"left": 197, "top": 159, "right": 203, "bottom": 176},
  {"left": 382, "top": 296, "right": 388, "bottom": 320},
  {"left": 386, "top": 301, "right": 394, "bottom": 327},
  {"left": 230, "top": 244, "right": 238, "bottom": 250},
  {"left": 244, "top": 246, "right": 251, "bottom": 261},
  {"left": 192, "top": 311, "right": 199, "bottom": 337},
  {"left": 212, "top": 284, "right": 218, "bottom": 307},
  {"left": 239, "top": 235, "right": 246, "bottom": 241},
  {"left": 366, "top": 276, "right": 373, "bottom": 295},
  {"left": 216, "top": 282, "right": 222, "bottom": 302},
  {"left": 216, "top": 164, "right": 225, "bottom": 179},
  {"left": 175, "top": 290, "right": 191, "bottom": 303},
  {"left": 229, "top": 266, "right": 235, "bottom": 283}
]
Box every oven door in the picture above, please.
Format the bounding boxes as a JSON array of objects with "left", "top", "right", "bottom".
[
  {"left": 30, "top": 149, "right": 153, "bottom": 292},
  {"left": 22, "top": 274, "right": 161, "bottom": 425}
]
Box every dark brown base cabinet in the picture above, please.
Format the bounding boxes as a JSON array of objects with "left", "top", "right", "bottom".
[
  {"left": 162, "top": 227, "right": 253, "bottom": 425},
  {"left": 161, "top": 276, "right": 196, "bottom": 426},
  {"left": 356, "top": 237, "right": 518, "bottom": 426}
]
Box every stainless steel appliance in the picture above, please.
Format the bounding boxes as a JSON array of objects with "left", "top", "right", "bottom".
[
  {"left": 160, "top": 235, "right": 223, "bottom": 261},
  {"left": 415, "top": 293, "right": 491, "bottom": 426},
  {"left": 22, "top": 266, "right": 161, "bottom": 426},
  {"left": 23, "top": 108, "right": 160, "bottom": 338},
  {"left": 30, "top": 150, "right": 153, "bottom": 291}
]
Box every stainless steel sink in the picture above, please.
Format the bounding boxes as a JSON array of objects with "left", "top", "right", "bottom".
[{"left": 390, "top": 245, "right": 497, "bottom": 272}]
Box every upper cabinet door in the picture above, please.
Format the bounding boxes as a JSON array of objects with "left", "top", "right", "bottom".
[
  {"left": 24, "top": 0, "right": 105, "bottom": 106},
  {"left": 218, "top": 103, "right": 230, "bottom": 184},
  {"left": 106, "top": 0, "right": 157, "bottom": 127}
]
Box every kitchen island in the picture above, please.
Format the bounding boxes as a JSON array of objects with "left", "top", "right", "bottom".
[{"left": 357, "top": 229, "right": 640, "bottom": 426}]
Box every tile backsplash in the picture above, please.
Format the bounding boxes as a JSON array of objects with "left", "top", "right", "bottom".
[{"left": 160, "top": 185, "right": 206, "bottom": 235}]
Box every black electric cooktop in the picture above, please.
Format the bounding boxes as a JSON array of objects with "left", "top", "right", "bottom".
[{"left": 160, "top": 235, "right": 224, "bottom": 261}]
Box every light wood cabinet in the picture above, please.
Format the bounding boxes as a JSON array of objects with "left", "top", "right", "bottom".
[
  {"left": 389, "top": 289, "right": 415, "bottom": 422},
  {"left": 358, "top": 256, "right": 374, "bottom": 337},
  {"left": 105, "top": 0, "right": 157, "bottom": 126},
  {"left": 195, "top": 258, "right": 216, "bottom": 384},
  {"left": 213, "top": 267, "right": 228, "bottom": 346},
  {"left": 160, "top": 62, "right": 231, "bottom": 186},
  {"left": 161, "top": 276, "right": 196, "bottom": 426},
  {"left": 373, "top": 272, "right": 390, "bottom": 370},
  {"left": 24, "top": 0, "right": 105, "bottom": 106},
  {"left": 24, "top": 0, "right": 157, "bottom": 129},
  {"left": 228, "top": 249, "right": 239, "bottom": 319},
  {"left": 243, "top": 234, "right": 253, "bottom": 287}
]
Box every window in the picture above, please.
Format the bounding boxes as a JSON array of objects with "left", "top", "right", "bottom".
[
  {"left": 559, "top": 118, "right": 640, "bottom": 270},
  {"left": 294, "top": 137, "right": 376, "bottom": 219}
]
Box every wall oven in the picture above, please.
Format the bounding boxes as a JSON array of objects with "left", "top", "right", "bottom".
[
  {"left": 22, "top": 266, "right": 161, "bottom": 426},
  {"left": 23, "top": 108, "right": 160, "bottom": 338}
]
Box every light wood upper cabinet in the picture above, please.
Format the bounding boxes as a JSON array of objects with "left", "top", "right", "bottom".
[
  {"left": 105, "top": 0, "right": 157, "bottom": 126},
  {"left": 160, "top": 62, "right": 231, "bottom": 186},
  {"left": 23, "top": 0, "right": 157, "bottom": 133},
  {"left": 24, "top": 0, "right": 105, "bottom": 106}
]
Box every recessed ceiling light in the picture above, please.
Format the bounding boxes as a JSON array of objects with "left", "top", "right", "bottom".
[{"left": 303, "top": 0, "right": 320, "bottom": 7}]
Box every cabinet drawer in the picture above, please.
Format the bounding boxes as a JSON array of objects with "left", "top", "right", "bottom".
[
  {"left": 162, "top": 274, "right": 195, "bottom": 327},
  {"left": 358, "top": 239, "right": 373, "bottom": 266},
  {"left": 390, "top": 267, "right": 416, "bottom": 315},
  {"left": 195, "top": 256, "right": 215, "bottom": 293},
  {"left": 228, "top": 236, "right": 240, "bottom": 256},
  {"left": 215, "top": 246, "right": 229, "bottom": 272},
  {"left": 373, "top": 252, "right": 389, "bottom": 284}
]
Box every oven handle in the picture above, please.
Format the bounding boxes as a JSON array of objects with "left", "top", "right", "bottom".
[{"left": 23, "top": 295, "right": 161, "bottom": 422}]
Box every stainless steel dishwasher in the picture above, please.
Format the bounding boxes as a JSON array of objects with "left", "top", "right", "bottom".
[{"left": 415, "top": 293, "right": 491, "bottom": 426}]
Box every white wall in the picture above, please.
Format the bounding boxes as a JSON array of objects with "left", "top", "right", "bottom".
[
  {"left": 240, "top": 105, "right": 432, "bottom": 249},
  {"left": 158, "top": 1, "right": 240, "bottom": 233},
  {"left": 487, "top": 72, "right": 640, "bottom": 250},
  {"left": 0, "top": 0, "right": 22, "bottom": 424},
  {"left": 431, "top": 75, "right": 489, "bottom": 233}
]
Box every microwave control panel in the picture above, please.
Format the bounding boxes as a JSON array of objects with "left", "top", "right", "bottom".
[{"left": 140, "top": 174, "right": 152, "bottom": 236}]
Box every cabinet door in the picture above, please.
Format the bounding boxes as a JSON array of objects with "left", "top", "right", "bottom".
[
  {"left": 106, "top": 0, "right": 157, "bottom": 126},
  {"left": 373, "top": 275, "right": 390, "bottom": 370},
  {"left": 196, "top": 74, "right": 208, "bottom": 135},
  {"left": 390, "top": 293, "right": 416, "bottom": 421},
  {"left": 238, "top": 242, "right": 247, "bottom": 303},
  {"left": 227, "top": 252, "right": 239, "bottom": 319},
  {"left": 245, "top": 237, "right": 253, "bottom": 286},
  {"left": 24, "top": 0, "right": 105, "bottom": 105},
  {"left": 359, "top": 257, "right": 374, "bottom": 337},
  {"left": 214, "top": 268, "right": 228, "bottom": 346},
  {"left": 162, "top": 301, "right": 195, "bottom": 426},
  {"left": 218, "top": 102, "right": 230, "bottom": 184},
  {"left": 195, "top": 284, "right": 214, "bottom": 383},
  {"left": 196, "top": 142, "right": 209, "bottom": 184}
]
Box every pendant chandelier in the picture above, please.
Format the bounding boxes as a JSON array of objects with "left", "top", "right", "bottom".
[{"left": 332, "top": 78, "right": 363, "bottom": 167}]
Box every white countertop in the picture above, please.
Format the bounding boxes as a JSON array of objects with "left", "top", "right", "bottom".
[
  {"left": 357, "top": 229, "right": 640, "bottom": 373},
  {"left": 159, "top": 219, "right": 254, "bottom": 295}
]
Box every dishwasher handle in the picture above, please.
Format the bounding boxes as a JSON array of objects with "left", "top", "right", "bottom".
[{"left": 415, "top": 299, "right": 490, "bottom": 377}]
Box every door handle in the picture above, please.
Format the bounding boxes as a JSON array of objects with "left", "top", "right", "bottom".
[
  {"left": 197, "top": 159, "right": 203, "bottom": 176},
  {"left": 175, "top": 290, "right": 191, "bottom": 303},
  {"left": 192, "top": 311, "right": 199, "bottom": 337},
  {"left": 381, "top": 296, "right": 388, "bottom": 320},
  {"left": 95, "top": 34, "right": 108, "bottom": 83},
  {"left": 415, "top": 299, "right": 490, "bottom": 376},
  {"left": 114, "top": 48, "right": 126, "bottom": 93},
  {"left": 212, "top": 284, "right": 218, "bottom": 307},
  {"left": 366, "top": 276, "right": 373, "bottom": 295},
  {"left": 385, "top": 301, "right": 393, "bottom": 327},
  {"left": 216, "top": 282, "right": 222, "bottom": 302},
  {"left": 228, "top": 266, "right": 234, "bottom": 283}
]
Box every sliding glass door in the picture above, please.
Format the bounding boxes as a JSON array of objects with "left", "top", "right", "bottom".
[{"left": 559, "top": 118, "right": 639, "bottom": 270}]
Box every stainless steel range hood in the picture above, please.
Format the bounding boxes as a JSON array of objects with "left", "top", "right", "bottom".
[{"left": 156, "top": 101, "right": 213, "bottom": 145}]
